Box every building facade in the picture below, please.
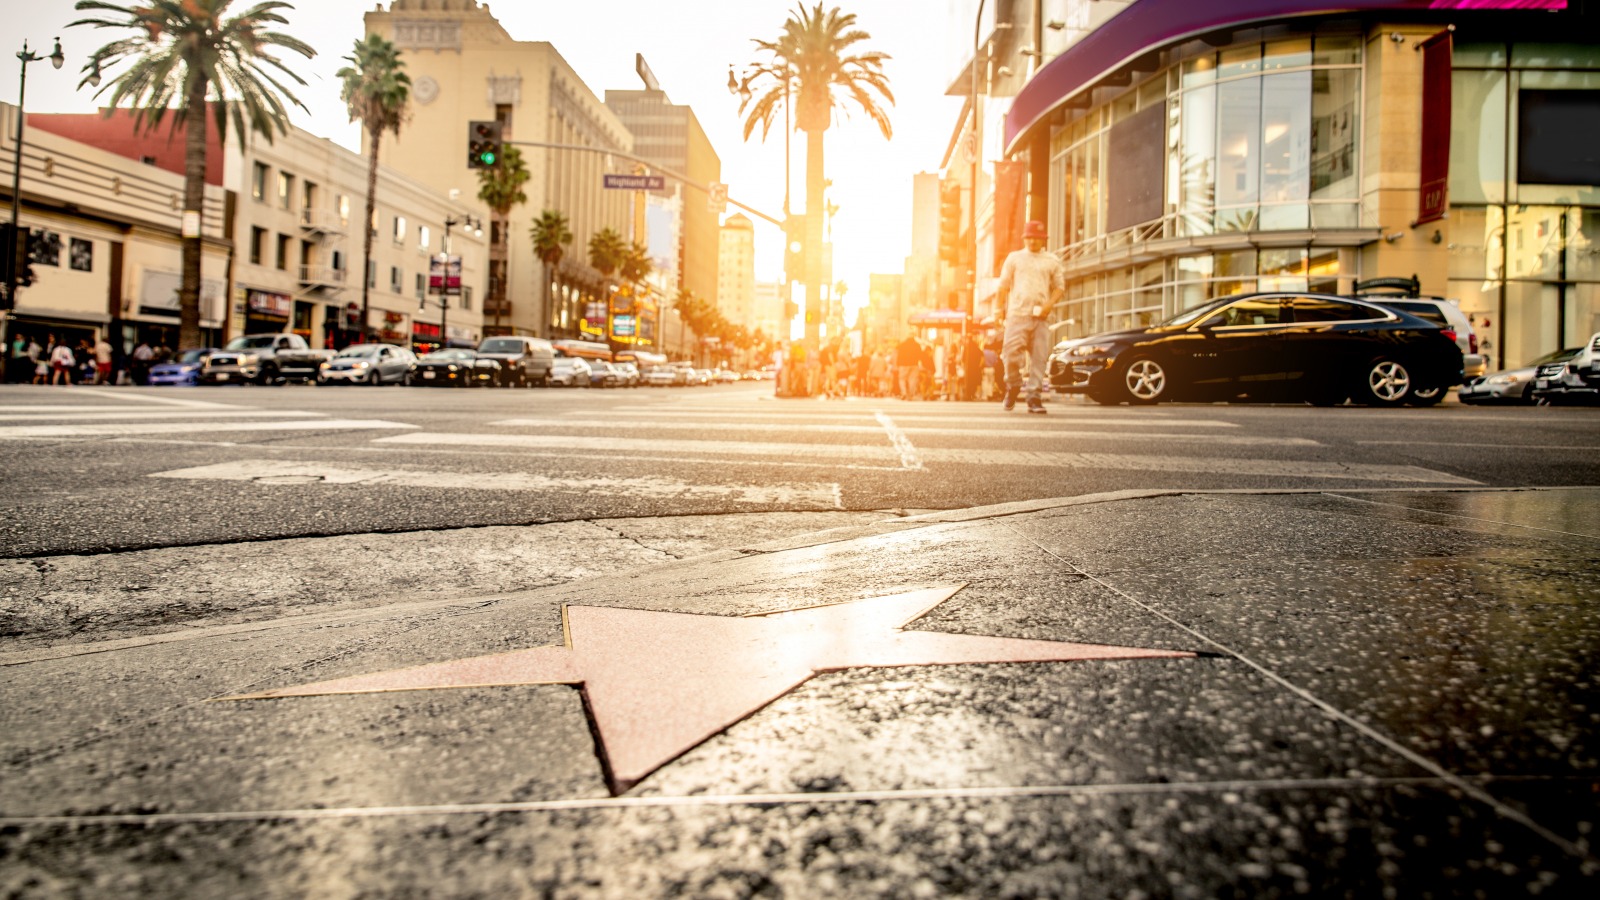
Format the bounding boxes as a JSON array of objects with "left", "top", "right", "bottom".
[
  {"left": 991, "top": 0, "right": 1595, "bottom": 370},
  {"left": 363, "top": 0, "right": 634, "bottom": 345},
  {"left": 3, "top": 103, "right": 230, "bottom": 356},
  {"left": 27, "top": 111, "right": 487, "bottom": 354},
  {"left": 606, "top": 82, "right": 723, "bottom": 309},
  {"left": 717, "top": 213, "right": 756, "bottom": 329}
]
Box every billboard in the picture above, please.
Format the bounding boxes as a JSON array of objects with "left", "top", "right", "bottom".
[{"left": 428, "top": 255, "right": 462, "bottom": 296}]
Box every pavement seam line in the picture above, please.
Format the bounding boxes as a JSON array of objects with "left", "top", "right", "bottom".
[
  {"left": 1004, "top": 522, "right": 1598, "bottom": 865},
  {"left": 873, "top": 410, "right": 925, "bottom": 471},
  {"left": 0, "top": 776, "right": 1501, "bottom": 827},
  {"left": 1321, "top": 492, "right": 1600, "bottom": 542}
]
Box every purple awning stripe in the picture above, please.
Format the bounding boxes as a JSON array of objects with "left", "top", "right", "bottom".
[{"left": 1003, "top": 0, "right": 1567, "bottom": 154}]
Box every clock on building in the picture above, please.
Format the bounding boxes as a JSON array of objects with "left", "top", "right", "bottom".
[{"left": 414, "top": 75, "right": 439, "bottom": 105}]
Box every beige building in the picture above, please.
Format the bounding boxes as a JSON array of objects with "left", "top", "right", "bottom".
[
  {"left": 363, "top": 0, "right": 634, "bottom": 344},
  {"left": 716, "top": 213, "right": 755, "bottom": 329},
  {"left": 752, "top": 280, "right": 786, "bottom": 348},
  {"left": 3, "top": 102, "right": 229, "bottom": 355},
  {"left": 227, "top": 126, "right": 487, "bottom": 350}
]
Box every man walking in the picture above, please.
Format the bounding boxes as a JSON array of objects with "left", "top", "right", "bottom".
[{"left": 996, "top": 220, "right": 1065, "bottom": 413}]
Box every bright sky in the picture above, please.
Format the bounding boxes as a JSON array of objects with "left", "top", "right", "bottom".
[{"left": 11, "top": 0, "right": 968, "bottom": 304}]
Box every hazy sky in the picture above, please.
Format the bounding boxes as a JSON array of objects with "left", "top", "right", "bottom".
[{"left": 10, "top": 1, "right": 968, "bottom": 295}]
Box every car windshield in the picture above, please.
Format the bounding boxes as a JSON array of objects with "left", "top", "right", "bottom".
[
  {"left": 1531, "top": 347, "right": 1582, "bottom": 366},
  {"left": 178, "top": 350, "right": 210, "bottom": 363},
  {"left": 421, "top": 350, "right": 472, "bottom": 361},
  {"left": 224, "top": 336, "right": 278, "bottom": 350},
  {"left": 335, "top": 347, "right": 380, "bottom": 359},
  {"left": 1161, "top": 297, "right": 1235, "bottom": 327},
  {"left": 1378, "top": 301, "right": 1448, "bottom": 326},
  {"left": 478, "top": 339, "right": 521, "bottom": 353}
]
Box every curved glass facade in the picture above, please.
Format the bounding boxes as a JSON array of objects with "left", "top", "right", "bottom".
[{"left": 1047, "top": 33, "right": 1365, "bottom": 338}]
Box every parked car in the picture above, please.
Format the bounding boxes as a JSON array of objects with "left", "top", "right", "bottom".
[
  {"left": 587, "top": 360, "right": 620, "bottom": 388},
  {"left": 1459, "top": 347, "right": 1581, "bottom": 405},
  {"left": 406, "top": 349, "right": 501, "bottom": 387},
  {"left": 1366, "top": 297, "right": 1487, "bottom": 399},
  {"left": 1531, "top": 332, "right": 1600, "bottom": 405},
  {"left": 692, "top": 368, "right": 715, "bottom": 385},
  {"left": 474, "top": 336, "right": 554, "bottom": 387},
  {"left": 612, "top": 361, "right": 641, "bottom": 387},
  {"left": 146, "top": 348, "right": 220, "bottom": 386},
  {"left": 1049, "top": 292, "right": 1463, "bottom": 406},
  {"left": 715, "top": 369, "right": 741, "bottom": 384},
  {"left": 644, "top": 366, "right": 677, "bottom": 387},
  {"left": 317, "top": 343, "right": 415, "bottom": 385},
  {"left": 549, "top": 355, "right": 593, "bottom": 387},
  {"left": 201, "top": 333, "right": 334, "bottom": 385}
]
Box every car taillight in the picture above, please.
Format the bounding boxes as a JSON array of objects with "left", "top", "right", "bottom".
[
  {"left": 1440, "top": 328, "right": 1457, "bottom": 345},
  {"left": 1468, "top": 332, "right": 1479, "bottom": 354}
]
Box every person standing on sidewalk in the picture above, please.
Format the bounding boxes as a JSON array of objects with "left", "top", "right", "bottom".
[
  {"left": 996, "top": 220, "right": 1065, "bottom": 413},
  {"left": 93, "top": 334, "right": 114, "bottom": 385}
]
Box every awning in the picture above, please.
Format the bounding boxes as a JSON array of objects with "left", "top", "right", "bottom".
[{"left": 1003, "top": 0, "right": 1568, "bottom": 156}]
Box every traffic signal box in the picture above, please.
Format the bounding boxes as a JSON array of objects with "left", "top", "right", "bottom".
[
  {"left": 0, "top": 223, "right": 34, "bottom": 290},
  {"left": 467, "top": 120, "right": 502, "bottom": 169},
  {"left": 938, "top": 179, "right": 962, "bottom": 266},
  {"left": 783, "top": 213, "right": 806, "bottom": 284}
]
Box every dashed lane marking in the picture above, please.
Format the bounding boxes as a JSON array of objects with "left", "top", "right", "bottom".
[
  {"left": 150, "top": 459, "right": 843, "bottom": 508},
  {"left": 873, "top": 411, "right": 924, "bottom": 470},
  {"left": 0, "top": 419, "right": 417, "bottom": 439}
]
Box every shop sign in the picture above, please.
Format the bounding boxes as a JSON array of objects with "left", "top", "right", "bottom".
[
  {"left": 612, "top": 314, "right": 636, "bottom": 338},
  {"left": 428, "top": 254, "right": 462, "bottom": 296},
  {"left": 140, "top": 270, "right": 227, "bottom": 324},
  {"left": 413, "top": 321, "right": 442, "bottom": 339},
  {"left": 247, "top": 290, "right": 292, "bottom": 318}
]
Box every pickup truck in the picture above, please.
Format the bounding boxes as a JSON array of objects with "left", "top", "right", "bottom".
[
  {"left": 1531, "top": 332, "right": 1600, "bottom": 405},
  {"left": 200, "top": 333, "right": 336, "bottom": 385}
]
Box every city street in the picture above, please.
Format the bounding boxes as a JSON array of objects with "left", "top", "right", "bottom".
[{"left": 3, "top": 383, "right": 1599, "bottom": 896}]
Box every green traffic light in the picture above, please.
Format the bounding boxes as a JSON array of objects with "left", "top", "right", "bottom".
[{"left": 480, "top": 152, "right": 496, "bottom": 166}]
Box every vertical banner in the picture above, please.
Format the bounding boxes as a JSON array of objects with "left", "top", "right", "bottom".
[
  {"left": 1416, "top": 30, "right": 1453, "bottom": 226},
  {"left": 991, "top": 160, "right": 1028, "bottom": 272}
]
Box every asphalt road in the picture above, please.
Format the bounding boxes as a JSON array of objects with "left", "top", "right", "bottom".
[{"left": 1, "top": 380, "right": 1597, "bottom": 558}]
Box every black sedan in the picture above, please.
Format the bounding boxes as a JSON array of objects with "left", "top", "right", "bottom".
[
  {"left": 1049, "top": 293, "right": 1463, "bottom": 406},
  {"left": 405, "top": 349, "right": 502, "bottom": 387}
]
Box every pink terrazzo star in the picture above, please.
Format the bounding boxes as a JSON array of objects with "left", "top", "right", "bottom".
[{"left": 227, "top": 585, "right": 1194, "bottom": 793}]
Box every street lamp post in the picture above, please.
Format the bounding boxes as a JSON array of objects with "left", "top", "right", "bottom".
[
  {"left": 427, "top": 214, "right": 481, "bottom": 351},
  {"left": 3, "top": 37, "right": 72, "bottom": 382},
  {"left": 969, "top": 1, "right": 987, "bottom": 319}
]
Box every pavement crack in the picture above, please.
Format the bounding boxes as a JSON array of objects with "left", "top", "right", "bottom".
[{"left": 584, "top": 521, "right": 683, "bottom": 560}]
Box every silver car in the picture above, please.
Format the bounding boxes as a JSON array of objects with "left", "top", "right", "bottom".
[
  {"left": 1459, "top": 347, "right": 1581, "bottom": 405},
  {"left": 317, "top": 343, "right": 415, "bottom": 385},
  {"left": 549, "top": 356, "right": 592, "bottom": 387}
]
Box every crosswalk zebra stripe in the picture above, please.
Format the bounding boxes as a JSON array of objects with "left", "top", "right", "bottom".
[
  {"left": 0, "top": 410, "right": 330, "bottom": 422},
  {"left": 487, "top": 419, "right": 1311, "bottom": 445},
  {"left": 0, "top": 419, "right": 418, "bottom": 439},
  {"left": 150, "top": 459, "right": 843, "bottom": 508}
]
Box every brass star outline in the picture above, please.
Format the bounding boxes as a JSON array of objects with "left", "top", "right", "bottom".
[{"left": 225, "top": 585, "right": 1194, "bottom": 793}]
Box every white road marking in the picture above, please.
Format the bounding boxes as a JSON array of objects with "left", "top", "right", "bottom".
[
  {"left": 67, "top": 388, "right": 239, "bottom": 409},
  {"left": 377, "top": 433, "right": 1476, "bottom": 484},
  {"left": 873, "top": 411, "right": 924, "bottom": 470},
  {"left": 488, "top": 418, "right": 1304, "bottom": 445},
  {"left": 151, "top": 459, "right": 842, "bottom": 508},
  {"left": 0, "top": 409, "right": 327, "bottom": 422},
  {"left": 594, "top": 409, "right": 1231, "bottom": 426},
  {"left": 0, "top": 419, "right": 417, "bottom": 439}
]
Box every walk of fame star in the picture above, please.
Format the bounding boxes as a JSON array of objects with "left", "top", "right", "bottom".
[{"left": 225, "top": 585, "right": 1195, "bottom": 793}]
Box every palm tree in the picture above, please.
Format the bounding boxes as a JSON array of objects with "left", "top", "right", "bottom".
[
  {"left": 477, "top": 144, "right": 530, "bottom": 332},
  {"left": 72, "top": 0, "right": 314, "bottom": 350},
  {"left": 739, "top": 3, "right": 892, "bottom": 349},
  {"left": 586, "top": 227, "right": 627, "bottom": 279},
  {"left": 530, "top": 210, "right": 572, "bottom": 335},
  {"left": 337, "top": 34, "right": 409, "bottom": 343}
]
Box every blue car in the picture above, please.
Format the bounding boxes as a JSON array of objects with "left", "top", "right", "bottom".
[{"left": 146, "top": 348, "right": 221, "bottom": 386}]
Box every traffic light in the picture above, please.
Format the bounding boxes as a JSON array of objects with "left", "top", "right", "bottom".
[
  {"left": 938, "top": 179, "right": 962, "bottom": 265},
  {"left": 782, "top": 214, "right": 806, "bottom": 283},
  {"left": 467, "top": 120, "right": 502, "bottom": 169},
  {"left": 1, "top": 224, "right": 33, "bottom": 289}
]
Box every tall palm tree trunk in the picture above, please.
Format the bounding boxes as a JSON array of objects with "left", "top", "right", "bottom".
[
  {"left": 359, "top": 130, "right": 381, "bottom": 344},
  {"left": 804, "top": 127, "right": 825, "bottom": 351},
  {"left": 179, "top": 78, "right": 208, "bottom": 350}
]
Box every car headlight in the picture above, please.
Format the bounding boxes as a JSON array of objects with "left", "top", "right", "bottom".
[
  {"left": 1069, "top": 344, "right": 1113, "bottom": 357},
  {"left": 446, "top": 364, "right": 458, "bottom": 372},
  {"left": 351, "top": 361, "right": 369, "bottom": 368},
  {"left": 319, "top": 362, "right": 331, "bottom": 370},
  {"left": 1486, "top": 374, "right": 1518, "bottom": 385}
]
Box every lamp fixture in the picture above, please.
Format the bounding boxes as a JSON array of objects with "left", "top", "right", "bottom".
[
  {"left": 1384, "top": 231, "right": 1405, "bottom": 243},
  {"left": 1389, "top": 32, "right": 1405, "bottom": 43},
  {"left": 48, "top": 38, "right": 63, "bottom": 69},
  {"left": 1045, "top": 20, "right": 1065, "bottom": 31}
]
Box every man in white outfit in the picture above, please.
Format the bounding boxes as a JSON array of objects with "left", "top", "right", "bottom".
[{"left": 996, "top": 220, "right": 1065, "bottom": 413}]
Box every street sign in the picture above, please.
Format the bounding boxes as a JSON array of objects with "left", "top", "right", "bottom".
[
  {"left": 604, "top": 174, "right": 665, "bottom": 190},
  {"left": 708, "top": 182, "right": 728, "bottom": 214},
  {"left": 429, "top": 255, "right": 462, "bottom": 296}
]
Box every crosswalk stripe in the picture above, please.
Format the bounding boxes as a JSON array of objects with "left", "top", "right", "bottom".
[
  {"left": 150, "top": 459, "right": 842, "bottom": 508},
  {"left": 68, "top": 388, "right": 238, "bottom": 409},
  {"left": 595, "top": 409, "right": 1231, "bottom": 426},
  {"left": 376, "top": 432, "right": 1476, "bottom": 484},
  {"left": 0, "top": 410, "right": 328, "bottom": 422},
  {"left": 0, "top": 419, "right": 418, "bottom": 439},
  {"left": 488, "top": 418, "right": 1308, "bottom": 445}
]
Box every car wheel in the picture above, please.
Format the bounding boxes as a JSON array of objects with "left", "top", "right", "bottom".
[
  {"left": 256, "top": 365, "right": 279, "bottom": 386},
  {"left": 1358, "top": 358, "right": 1412, "bottom": 406},
  {"left": 367, "top": 370, "right": 381, "bottom": 386},
  {"left": 1118, "top": 356, "right": 1169, "bottom": 405},
  {"left": 1406, "top": 385, "right": 1446, "bottom": 406}
]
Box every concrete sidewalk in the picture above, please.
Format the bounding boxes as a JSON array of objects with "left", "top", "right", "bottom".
[{"left": 3, "top": 487, "right": 1598, "bottom": 897}]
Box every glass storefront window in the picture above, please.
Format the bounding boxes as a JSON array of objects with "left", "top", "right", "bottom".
[
  {"left": 1311, "top": 70, "right": 1359, "bottom": 201},
  {"left": 1566, "top": 283, "right": 1600, "bottom": 346},
  {"left": 1447, "top": 207, "right": 1491, "bottom": 281},
  {"left": 1263, "top": 39, "right": 1311, "bottom": 71},
  {"left": 1567, "top": 208, "right": 1600, "bottom": 282},
  {"left": 1504, "top": 281, "right": 1560, "bottom": 368},
  {"left": 1259, "top": 247, "right": 1308, "bottom": 292},
  {"left": 1179, "top": 85, "right": 1216, "bottom": 236},
  {"left": 1216, "top": 78, "right": 1261, "bottom": 215},
  {"left": 1219, "top": 45, "right": 1261, "bottom": 80},
  {"left": 1311, "top": 205, "right": 1358, "bottom": 229},
  {"left": 1506, "top": 206, "right": 1564, "bottom": 281},
  {"left": 1454, "top": 43, "right": 1508, "bottom": 68},
  {"left": 1512, "top": 44, "right": 1600, "bottom": 70},
  {"left": 1260, "top": 72, "right": 1311, "bottom": 230},
  {"left": 1312, "top": 35, "right": 1360, "bottom": 67},
  {"left": 1449, "top": 70, "right": 1508, "bottom": 205},
  {"left": 1182, "top": 54, "right": 1216, "bottom": 89}
]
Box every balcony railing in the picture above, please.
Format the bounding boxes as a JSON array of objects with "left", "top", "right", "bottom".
[
  {"left": 298, "top": 265, "right": 347, "bottom": 289},
  {"left": 299, "top": 209, "right": 348, "bottom": 236},
  {"left": 481, "top": 300, "right": 512, "bottom": 318}
]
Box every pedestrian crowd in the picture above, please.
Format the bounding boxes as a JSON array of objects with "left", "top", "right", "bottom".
[
  {"left": 5, "top": 332, "right": 171, "bottom": 386},
  {"left": 774, "top": 331, "right": 1003, "bottom": 402}
]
